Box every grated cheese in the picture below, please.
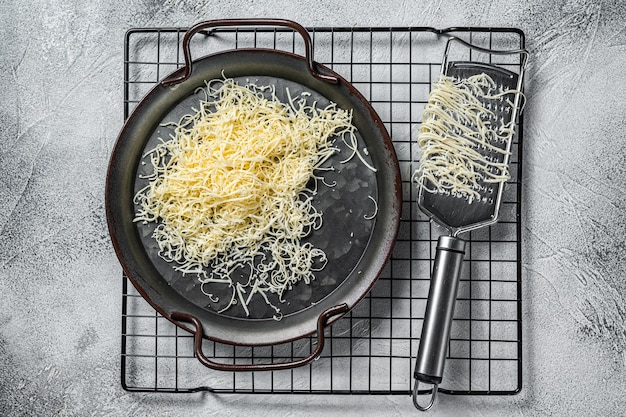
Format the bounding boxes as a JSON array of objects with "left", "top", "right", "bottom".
[
  {"left": 134, "top": 77, "right": 374, "bottom": 319},
  {"left": 414, "top": 73, "right": 519, "bottom": 203}
]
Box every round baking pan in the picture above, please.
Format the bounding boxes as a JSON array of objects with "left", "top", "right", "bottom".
[{"left": 106, "top": 19, "right": 401, "bottom": 367}]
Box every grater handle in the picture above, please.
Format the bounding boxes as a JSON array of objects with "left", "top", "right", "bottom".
[{"left": 413, "top": 235, "right": 466, "bottom": 410}]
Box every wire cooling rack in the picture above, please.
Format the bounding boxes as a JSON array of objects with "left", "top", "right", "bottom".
[{"left": 120, "top": 25, "right": 524, "bottom": 396}]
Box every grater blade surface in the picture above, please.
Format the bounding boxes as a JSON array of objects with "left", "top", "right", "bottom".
[{"left": 417, "top": 62, "right": 519, "bottom": 235}]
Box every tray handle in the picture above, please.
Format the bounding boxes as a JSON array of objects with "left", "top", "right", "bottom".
[
  {"left": 171, "top": 303, "right": 349, "bottom": 372},
  {"left": 161, "top": 18, "right": 338, "bottom": 86}
]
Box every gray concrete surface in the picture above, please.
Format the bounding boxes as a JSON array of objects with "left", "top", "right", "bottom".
[{"left": 1, "top": 0, "right": 625, "bottom": 415}]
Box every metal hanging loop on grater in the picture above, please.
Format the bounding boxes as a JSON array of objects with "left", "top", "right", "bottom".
[{"left": 412, "top": 36, "right": 528, "bottom": 411}]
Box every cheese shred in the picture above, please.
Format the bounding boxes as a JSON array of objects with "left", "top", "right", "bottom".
[
  {"left": 134, "top": 77, "right": 373, "bottom": 318},
  {"left": 415, "top": 73, "right": 519, "bottom": 203}
]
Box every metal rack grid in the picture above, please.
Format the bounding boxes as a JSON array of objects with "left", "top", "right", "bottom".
[{"left": 120, "top": 25, "right": 524, "bottom": 396}]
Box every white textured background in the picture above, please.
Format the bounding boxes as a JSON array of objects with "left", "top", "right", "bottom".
[{"left": 1, "top": 0, "right": 625, "bottom": 416}]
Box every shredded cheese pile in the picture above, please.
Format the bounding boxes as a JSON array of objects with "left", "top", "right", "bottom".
[
  {"left": 134, "top": 77, "right": 370, "bottom": 319},
  {"left": 415, "top": 73, "right": 518, "bottom": 203}
]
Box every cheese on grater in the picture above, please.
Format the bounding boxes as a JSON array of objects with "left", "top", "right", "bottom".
[{"left": 415, "top": 73, "right": 519, "bottom": 203}]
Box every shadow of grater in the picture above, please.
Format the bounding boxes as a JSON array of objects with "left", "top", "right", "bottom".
[{"left": 412, "top": 36, "right": 528, "bottom": 411}]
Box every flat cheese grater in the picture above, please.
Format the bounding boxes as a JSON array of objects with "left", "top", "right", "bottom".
[{"left": 412, "top": 37, "right": 528, "bottom": 411}]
